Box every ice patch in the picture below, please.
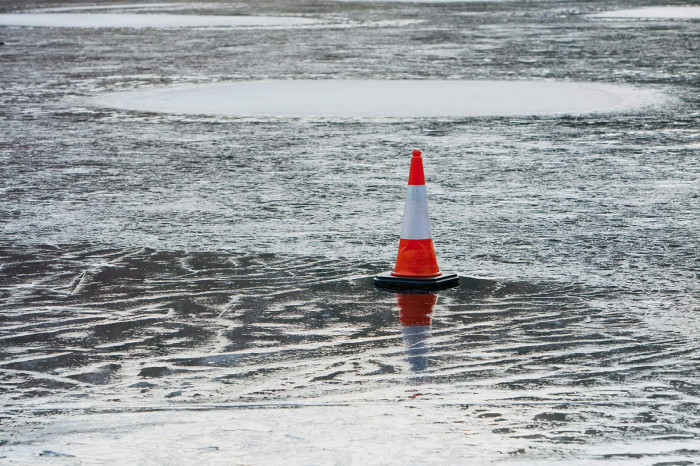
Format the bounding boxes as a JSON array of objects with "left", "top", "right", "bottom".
[
  {"left": 90, "top": 80, "right": 665, "bottom": 118},
  {"left": 588, "top": 6, "right": 700, "bottom": 20},
  {"left": 32, "top": 3, "right": 187, "bottom": 12},
  {"left": 0, "top": 406, "right": 527, "bottom": 464},
  {"left": 0, "top": 13, "right": 323, "bottom": 28},
  {"left": 333, "top": 0, "right": 508, "bottom": 2}
]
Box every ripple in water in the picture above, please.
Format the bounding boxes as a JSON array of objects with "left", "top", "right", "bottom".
[
  {"left": 1, "top": 0, "right": 698, "bottom": 462},
  {"left": 0, "top": 246, "right": 698, "bottom": 462}
]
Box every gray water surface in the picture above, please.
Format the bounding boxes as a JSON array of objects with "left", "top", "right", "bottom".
[{"left": 0, "top": 0, "right": 698, "bottom": 463}]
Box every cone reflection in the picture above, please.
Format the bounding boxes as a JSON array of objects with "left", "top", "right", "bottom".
[{"left": 397, "top": 292, "right": 437, "bottom": 373}]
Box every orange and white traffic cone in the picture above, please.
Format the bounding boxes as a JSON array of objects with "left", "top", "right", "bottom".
[
  {"left": 375, "top": 150, "right": 459, "bottom": 290},
  {"left": 397, "top": 292, "right": 436, "bottom": 373}
]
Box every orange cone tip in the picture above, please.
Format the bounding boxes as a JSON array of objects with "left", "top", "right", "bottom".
[{"left": 374, "top": 150, "right": 459, "bottom": 291}]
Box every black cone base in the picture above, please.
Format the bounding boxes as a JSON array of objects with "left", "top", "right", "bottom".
[{"left": 374, "top": 272, "right": 460, "bottom": 291}]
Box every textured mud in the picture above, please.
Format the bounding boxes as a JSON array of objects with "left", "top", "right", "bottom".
[{"left": 0, "top": 0, "right": 699, "bottom": 463}]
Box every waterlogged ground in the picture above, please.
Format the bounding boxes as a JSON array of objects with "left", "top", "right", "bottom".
[{"left": 1, "top": 0, "right": 699, "bottom": 463}]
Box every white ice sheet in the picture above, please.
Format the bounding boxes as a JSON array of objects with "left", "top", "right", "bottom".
[
  {"left": 588, "top": 6, "right": 700, "bottom": 20},
  {"left": 0, "top": 13, "right": 322, "bottom": 28},
  {"left": 91, "top": 80, "right": 665, "bottom": 118}
]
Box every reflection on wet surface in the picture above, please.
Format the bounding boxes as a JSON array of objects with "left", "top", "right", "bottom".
[
  {"left": 1, "top": 0, "right": 699, "bottom": 462},
  {"left": 1, "top": 246, "right": 698, "bottom": 462},
  {"left": 398, "top": 292, "right": 436, "bottom": 373}
]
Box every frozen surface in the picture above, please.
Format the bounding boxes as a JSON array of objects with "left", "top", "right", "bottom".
[
  {"left": 332, "top": 0, "right": 509, "bottom": 2},
  {"left": 2, "top": 407, "right": 503, "bottom": 463},
  {"left": 1, "top": 0, "right": 699, "bottom": 463},
  {"left": 588, "top": 7, "right": 700, "bottom": 20},
  {"left": 0, "top": 13, "right": 322, "bottom": 28},
  {"left": 6, "top": 406, "right": 697, "bottom": 464},
  {"left": 92, "top": 80, "right": 665, "bottom": 117},
  {"left": 35, "top": 3, "right": 190, "bottom": 12}
]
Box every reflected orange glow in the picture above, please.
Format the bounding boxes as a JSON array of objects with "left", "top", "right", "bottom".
[
  {"left": 396, "top": 292, "right": 437, "bottom": 373},
  {"left": 397, "top": 292, "right": 437, "bottom": 327}
]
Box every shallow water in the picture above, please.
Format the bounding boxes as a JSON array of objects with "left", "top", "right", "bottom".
[{"left": 0, "top": 0, "right": 699, "bottom": 463}]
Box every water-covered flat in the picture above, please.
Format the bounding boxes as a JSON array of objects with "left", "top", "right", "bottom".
[{"left": 0, "top": 0, "right": 698, "bottom": 463}]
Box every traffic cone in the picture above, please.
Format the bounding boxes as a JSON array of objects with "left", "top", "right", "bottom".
[
  {"left": 397, "top": 292, "right": 436, "bottom": 373},
  {"left": 374, "top": 150, "right": 459, "bottom": 290}
]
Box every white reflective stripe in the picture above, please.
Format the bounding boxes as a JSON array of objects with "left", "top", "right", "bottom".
[
  {"left": 399, "top": 185, "right": 433, "bottom": 239},
  {"left": 404, "top": 184, "right": 427, "bottom": 202}
]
